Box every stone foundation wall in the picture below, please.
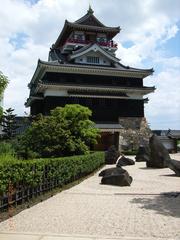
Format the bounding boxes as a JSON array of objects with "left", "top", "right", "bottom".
[
  {"left": 118, "top": 117, "right": 152, "bottom": 151},
  {"left": 119, "top": 117, "right": 144, "bottom": 129}
]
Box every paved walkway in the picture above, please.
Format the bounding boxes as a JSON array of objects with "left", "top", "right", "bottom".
[
  {"left": 0, "top": 155, "right": 180, "bottom": 240},
  {"left": 0, "top": 232, "right": 175, "bottom": 240},
  {"left": 0, "top": 232, "right": 177, "bottom": 240}
]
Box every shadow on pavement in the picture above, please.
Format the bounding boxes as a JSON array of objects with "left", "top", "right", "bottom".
[
  {"left": 130, "top": 191, "right": 180, "bottom": 218},
  {"left": 160, "top": 173, "right": 177, "bottom": 177}
]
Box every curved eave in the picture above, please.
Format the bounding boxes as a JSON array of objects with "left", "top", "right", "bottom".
[
  {"left": 28, "top": 60, "right": 154, "bottom": 88},
  {"left": 28, "top": 59, "right": 47, "bottom": 87},
  {"left": 25, "top": 98, "right": 31, "bottom": 107},
  {"left": 54, "top": 20, "right": 120, "bottom": 48},
  {"left": 117, "top": 62, "right": 154, "bottom": 74},
  {"left": 35, "top": 82, "right": 155, "bottom": 95},
  {"left": 74, "top": 12, "right": 106, "bottom": 27},
  {"left": 38, "top": 60, "right": 153, "bottom": 78},
  {"left": 67, "top": 21, "right": 120, "bottom": 32},
  {"left": 25, "top": 95, "right": 43, "bottom": 107}
]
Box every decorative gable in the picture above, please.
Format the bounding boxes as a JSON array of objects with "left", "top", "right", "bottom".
[
  {"left": 70, "top": 43, "right": 120, "bottom": 66},
  {"left": 74, "top": 51, "right": 112, "bottom": 66}
]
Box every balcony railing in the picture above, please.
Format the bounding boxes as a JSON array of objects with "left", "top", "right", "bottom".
[{"left": 65, "top": 39, "right": 118, "bottom": 48}]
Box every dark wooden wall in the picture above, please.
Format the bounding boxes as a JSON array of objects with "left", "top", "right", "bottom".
[
  {"left": 31, "top": 96, "right": 144, "bottom": 122},
  {"left": 43, "top": 72, "right": 143, "bottom": 88}
]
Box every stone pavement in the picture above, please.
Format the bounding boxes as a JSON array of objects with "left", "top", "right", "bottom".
[
  {"left": 0, "top": 232, "right": 176, "bottom": 240},
  {"left": 0, "top": 155, "right": 180, "bottom": 239}
]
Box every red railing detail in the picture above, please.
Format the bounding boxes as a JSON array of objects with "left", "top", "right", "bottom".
[{"left": 65, "top": 39, "right": 118, "bottom": 48}]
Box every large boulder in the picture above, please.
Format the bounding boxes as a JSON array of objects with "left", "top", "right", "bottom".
[
  {"left": 135, "top": 145, "right": 150, "bottom": 162},
  {"left": 99, "top": 167, "right": 126, "bottom": 177},
  {"left": 100, "top": 167, "right": 133, "bottom": 186},
  {"left": 105, "top": 145, "right": 120, "bottom": 164},
  {"left": 116, "top": 155, "right": 135, "bottom": 167},
  {"left": 168, "top": 159, "right": 180, "bottom": 176},
  {"left": 147, "top": 134, "right": 170, "bottom": 168}
]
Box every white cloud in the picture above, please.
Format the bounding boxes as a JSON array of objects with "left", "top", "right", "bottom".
[
  {"left": 0, "top": 0, "right": 180, "bottom": 129},
  {"left": 145, "top": 67, "right": 180, "bottom": 129}
]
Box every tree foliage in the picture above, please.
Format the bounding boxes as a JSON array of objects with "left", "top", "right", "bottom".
[
  {"left": 0, "top": 71, "right": 8, "bottom": 97},
  {"left": 0, "top": 71, "right": 9, "bottom": 119},
  {"left": 1, "top": 108, "right": 18, "bottom": 139},
  {"left": 16, "top": 105, "right": 100, "bottom": 158}
]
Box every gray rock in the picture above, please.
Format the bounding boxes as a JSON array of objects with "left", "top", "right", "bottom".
[
  {"left": 135, "top": 145, "right": 150, "bottom": 162},
  {"left": 168, "top": 159, "right": 180, "bottom": 176},
  {"left": 99, "top": 167, "right": 126, "bottom": 177},
  {"left": 105, "top": 145, "right": 120, "bottom": 164},
  {"left": 146, "top": 134, "right": 169, "bottom": 168},
  {"left": 100, "top": 167, "right": 133, "bottom": 186},
  {"left": 116, "top": 156, "right": 135, "bottom": 167}
]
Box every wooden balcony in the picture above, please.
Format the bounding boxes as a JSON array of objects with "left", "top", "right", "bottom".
[{"left": 62, "top": 38, "right": 118, "bottom": 52}]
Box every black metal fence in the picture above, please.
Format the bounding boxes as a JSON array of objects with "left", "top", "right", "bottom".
[{"left": 0, "top": 178, "right": 61, "bottom": 212}]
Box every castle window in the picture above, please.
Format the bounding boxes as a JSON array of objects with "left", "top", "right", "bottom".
[
  {"left": 87, "top": 56, "right": 99, "bottom": 64},
  {"left": 97, "top": 37, "right": 106, "bottom": 43},
  {"left": 74, "top": 34, "right": 84, "bottom": 41}
]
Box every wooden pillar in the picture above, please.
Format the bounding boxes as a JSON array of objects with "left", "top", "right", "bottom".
[{"left": 114, "top": 132, "right": 120, "bottom": 151}]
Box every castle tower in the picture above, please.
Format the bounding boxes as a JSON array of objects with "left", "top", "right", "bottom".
[{"left": 25, "top": 7, "right": 155, "bottom": 150}]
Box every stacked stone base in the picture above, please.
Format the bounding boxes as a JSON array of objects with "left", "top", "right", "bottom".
[{"left": 118, "top": 117, "right": 152, "bottom": 151}]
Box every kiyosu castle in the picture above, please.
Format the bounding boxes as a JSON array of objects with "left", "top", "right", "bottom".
[{"left": 25, "top": 6, "right": 155, "bottom": 150}]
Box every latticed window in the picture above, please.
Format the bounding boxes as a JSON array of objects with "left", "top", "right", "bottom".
[
  {"left": 74, "top": 34, "right": 84, "bottom": 41},
  {"left": 87, "top": 56, "right": 100, "bottom": 64},
  {"left": 97, "top": 37, "right": 106, "bottom": 43}
]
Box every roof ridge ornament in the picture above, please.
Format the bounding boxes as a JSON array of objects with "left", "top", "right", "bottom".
[{"left": 87, "top": 4, "right": 94, "bottom": 14}]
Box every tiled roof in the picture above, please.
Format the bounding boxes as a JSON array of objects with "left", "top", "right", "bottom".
[
  {"left": 96, "top": 123, "right": 123, "bottom": 129},
  {"left": 75, "top": 7, "right": 106, "bottom": 27},
  {"left": 40, "top": 59, "right": 153, "bottom": 74},
  {"left": 153, "top": 130, "right": 180, "bottom": 138}
]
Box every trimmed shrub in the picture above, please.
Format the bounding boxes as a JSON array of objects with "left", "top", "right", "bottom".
[
  {"left": 0, "top": 141, "right": 15, "bottom": 156},
  {"left": 0, "top": 152, "right": 104, "bottom": 195}
]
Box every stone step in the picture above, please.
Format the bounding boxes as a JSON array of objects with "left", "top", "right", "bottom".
[{"left": 0, "top": 232, "right": 174, "bottom": 240}]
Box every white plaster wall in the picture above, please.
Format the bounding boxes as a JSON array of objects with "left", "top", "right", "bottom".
[
  {"left": 44, "top": 90, "right": 68, "bottom": 97},
  {"left": 74, "top": 51, "right": 111, "bottom": 66}
]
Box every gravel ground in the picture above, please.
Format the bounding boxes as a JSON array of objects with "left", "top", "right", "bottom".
[{"left": 0, "top": 154, "right": 180, "bottom": 239}]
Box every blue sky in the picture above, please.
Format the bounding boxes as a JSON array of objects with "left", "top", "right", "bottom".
[
  {"left": 9, "top": 32, "right": 29, "bottom": 50},
  {"left": 160, "top": 30, "right": 180, "bottom": 57},
  {"left": 0, "top": 0, "right": 180, "bottom": 130},
  {"left": 26, "top": 0, "right": 39, "bottom": 4}
]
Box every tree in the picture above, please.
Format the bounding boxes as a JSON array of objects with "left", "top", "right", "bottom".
[
  {"left": 1, "top": 108, "right": 18, "bottom": 139},
  {"left": 17, "top": 105, "right": 100, "bottom": 158},
  {"left": 0, "top": 71, "right": 9, "bottom": 120}
]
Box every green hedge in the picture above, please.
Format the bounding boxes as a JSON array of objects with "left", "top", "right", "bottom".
[{"left": 0, "top": 152, "right": 104, "bottom": 195}]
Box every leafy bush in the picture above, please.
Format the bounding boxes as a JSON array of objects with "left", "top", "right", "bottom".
[
  {"left": 16, "top": 105, "right": 100, "bottom": 158},
  {"left": 0, "top": 141, "right": 15, "bottom": 155},
  {"left": 0, "top": 141, "right": 17, "bottom": 163},
  {"left": 0, "top": 152, "right": 104, "bottom": 195},
  {"left": 0, "top": 154, "right": 17, "bottom": 164}
]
